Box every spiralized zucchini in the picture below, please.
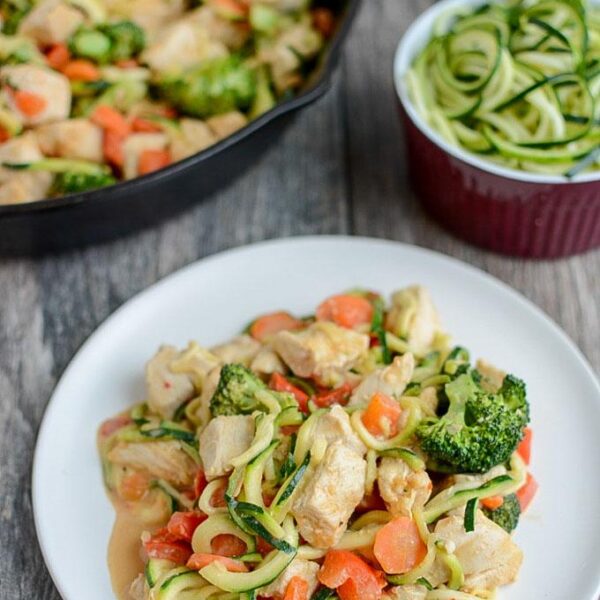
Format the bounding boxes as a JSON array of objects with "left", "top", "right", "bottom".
[{"left": 407, "top": 0, "right": 600, "bottom": 177}]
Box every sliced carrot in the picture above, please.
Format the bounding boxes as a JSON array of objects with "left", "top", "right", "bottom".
[
  {"left": 210, "top": 533, "right": 247, "bottom": 557},
  {"left": 115, "top": 58, "right": 139, "bottom": 69},
  {"left": 62, "top": 59, "right": 101, "bottom": 81},
  {"left": 208, "top": 0, "right": 248, "bottom": 20},
  {"left": 250, "top": 311, "right": 304, "bottom": 341},
  {"left": 0, "top": 126, "right": 10, "bottom": 143},
  {"left": 103, "top": 130, "right": 125, "bottom": 167},
  {"left": 269, "top": 372, "right": 309, "bottom": 413},
  {"left": 11, "top": 89, "right": 47, "bottom": 117},
  {"left": 516, "top": 473, "right": 538, "bottom": 512},
  {"left": 517, "top": 427, "right": 532, "bottom": 465},
  {"left": 313, "top": 382, "right": 352, "bottom": 408},
  {"left": 312, "top": 7, "right": 335, "bottom": 37},
  {"left": 319, "top": 550, "right": 383, "bottom": 600},
  {"left": 91, "top": 104, "right": 131, "bottom": 137},
  {"left": 138, "top": 148, "right": 171, "bottom": 176},
  {"left": 131, "top": 117, "right": 162, "bottom": 133},
  {"left": 167, "top": 511, "right": 207, "bottom": 542},
  {"left": 118, "top": 471, "right": 149, "bottom": 501},
  {"left": 45, "top": 43, "right": 70, "bottom": 70},
  {"left": 316, "top": 294, "right": 374, "bottom": 329},
  {"left": 99, "top": 414, "right": 132, "bottom": 437},
  {"left": 284, "top": 576, "right": 309, "bottom": 600},
  {"left": 480, "top": 495, "right": 504, "bottom": 510},
  {"left": 362, "top": 392, "right": 402, "bottom": 438},
  {"left": 187, "top": 553, "right": 248, "bottom": 572},
  {"left": 373, "top": 516, "right": 427, "bottom": 575}
]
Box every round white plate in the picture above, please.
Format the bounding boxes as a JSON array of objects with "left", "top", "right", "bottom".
[{"left": 33, "top": 236, "right": 600, "bottom": 600}]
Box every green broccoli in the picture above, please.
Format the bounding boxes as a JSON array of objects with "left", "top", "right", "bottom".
[
  {"left": 0, "top": 0, "right": 32, "bottom": 35},
  {"left": 69, "top": 20, "right": 145, "bottom": 64},
  {"left": 210, "top": 363, "right": 296, "bottom": 417},
  {"left": 157, "top": 55, "right": 256, "bottom": 119},
  {"left": 52, "top": 170, "right": 116, "bottom": 195},
  {"left": 482, "top": 493, "right": 521, "bottom": 533},
  {"left": 417, "top": 371, "right": 529, "bottom": 474}
]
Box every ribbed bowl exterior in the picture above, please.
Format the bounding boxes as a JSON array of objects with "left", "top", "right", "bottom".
[{"left": 401, "top": 109, "right": 600, "bottom": 259}]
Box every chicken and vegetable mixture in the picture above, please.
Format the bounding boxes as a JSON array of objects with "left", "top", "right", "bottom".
[
  {"left": 0, "top": 0, "right": 335, "bottom": 204},
  {"left": 99, "top": 287, "right": 538, "bottom": 600}
]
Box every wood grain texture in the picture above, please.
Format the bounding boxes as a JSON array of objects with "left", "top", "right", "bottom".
[{"left": 0, "top": 1, "right": 598, "bottom": 598}]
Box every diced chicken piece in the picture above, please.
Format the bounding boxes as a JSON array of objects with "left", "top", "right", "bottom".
[
  {"left": 128, "top": 573, "right": 148, "bottom": 600},
  {"left": 35, "top": 119, "right": 104, "bottom": 162},
  {"left": 384, "top": 585, "right": 427, "bottom": 600},
  {"left": 145, "top": 345, "right": 196, "bottom": 420},
  {"left": 122, "top": 133, "right": 168, "bottom": 180},
  {"left": 188, "top": 6, "right": 250, "bottom": 49},
  {"left": 377, "top": 457, "right": 432, "bottom": 518},
  {"left": 169, "top": 118, "right": 216, "bottom": 161},
  {"left": 293, "top": 440, "right": 366, "bottom": 548},
  {"left": 199, "top": 415, "right": 255, "bottom": 480},
  {"left": 312, "top": 405, "right": 366, "bottom": 456},
  {"left": 168, "top": 341, "right": 221, "bottom": 390},
  {"left": 0, "top": 133, "right": 52, "bottom": 204},
  {"left": 250, "top": 346, "right": 285, "bottom": 377},
  {"left": 104, "top": 0, "right": 186, "bottom": 38},
  {"left": 141, "top": 20, "right": 227, "bottom": 73},
  {"left": 349, "top": 353, "right": 415, "bottom": 407},
  {"left": 211, "top": 334, "right": 261, "bottom": 366},
  {"left": 1, "top": 65, "right": 70, "bottom": 126},
  {"left": 386, "top": 286, "right": 442, "bottom": 356},
  {"left": 259, "top": 558, "right": 319, "bottom": 598},
  {"left": 476, "top": 359, "right": 506, "bottom": 393},
  {"left": 108, "top": 440, "right": 198, "bottom": 487},
  {"left": 206, "top": 111, "right": 248, "bottom": 140},
  {"left": 18, "top": 0, "right": 84, "bottom": 45},
  {"left": 418, "top": 386, "right": 438, "bottom": 418},
  {"left": 429, "top": 513, "right": 523, "bottom": 591},
  {"left": 273, "top": 322, "right": 369, "bottom": 384},
  {"left": 186, "top": 365, "right": 222, "bottom": 431}
]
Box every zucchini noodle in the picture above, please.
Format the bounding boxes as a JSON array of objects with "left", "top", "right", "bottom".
[
  {"left": 191, "top": 514, "right": 256, "bottom": 554},
  {"left": 293, "top": 409, "right": 325, "bottom": 465},
  {"left": 230, "top": 413, "right": 276, "bottom": 468},
  {"left": 365, "top": 449, "right": 378, "bottom": 495},
  {"left": 350, "top": 510, "right": 392, "bottom": 530},
  {"left": 426, "top": 591, "right": 491, "bottom": 600},
  {"left": 198, "top": 480, "right": 228, "bottom": 515},
  {"left": 406, "top": 0, "right": 600, "bottom": 177}
]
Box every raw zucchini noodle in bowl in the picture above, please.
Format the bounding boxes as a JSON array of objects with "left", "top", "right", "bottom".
[
  {"left": 401, "top": 0, "right": 600, "bottom": 179},
  {"left": 98, "top": 286, "right": 537, "bottom": 600}
]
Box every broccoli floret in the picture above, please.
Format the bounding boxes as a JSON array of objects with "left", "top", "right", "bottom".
[
  {"left": 157, "top": 56, "right": 256, "bottom": 119},
  {"left": 210, "top": 363, "right": 296, "bottom": 417},
  {"left": 0, "top": 0, "right": 32, "bottom": 35},
  {"left": 417, "top": 371, "right": 529, "bottom": 474},
  {"left": 52, "top": 171, "right": 116, "bottom": 194},
  {"left": 482, "top": 493, "right": 521, "bottom": 533},
  {"left": 69, "top": 20, "right": 145, "bottom": 64}
]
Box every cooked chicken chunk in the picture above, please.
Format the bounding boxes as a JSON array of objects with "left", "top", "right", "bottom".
[
  {"left": 1, "top": 65, "right": 71, "bottom": 126},
  {"left": 349, "top": 353, "right": 415, "bottom": 407},
  {"left": 428, "top": 512, "right": 523, "bottom": 591},
  {"left": 206, "top": 111, "right": 248, "bottom": 140},
  {"left": 476, "top": 359, "right": 506, "bottom": 393},
  {"left": 168, "top": 341, "right": 221, "bottom": 389},
  {"left": 250, "top": 346, "right": 285, "bottom": 376},
  {"left": 18, "top": 0, "right": 84, "bottom": 45},
  {"left": 293, "top": 440, "right": 366, "bottom": 548},
  {"left": 273, "top": 322, "right": 369, "bottom": 383},
  {"left": 199, "top": 415, "right": 255, "bottom": 480},
  {"left": 384, "top": 585, "right": 427, "bottom": 600},
  {"left": 188, "top": 6, "right": 250, "bottom": 49},
  {"left": 169, "top": 118, "right": 216, "bottom": 162},
  {"left": 259, "top": 558, "right": 319, "bottom": 598},
  {"left": 35, "top": 119, "right": 104, "bottom": 162},
  {"left": 211, "top": 335, "right": 261, "bottom": 366},
  {"left": 122, "top": 132, "right": 169, "bottom": 180},
  {"left": 105, "top": 0, "right": 186, "bottom": 36},
  {"left": 108, "top": 440, "right": 197, "bottom": 487},
  {"left": 145, "top": 346, "right": 196, "bottom": 420},
  {"left": 377, "top": 457, "right": 432, "bottom": 518},
  {"left": 386, "top": 286, "right": 442, "bottom": 356},
  {"left": 0, "top": 133, "right": 52, "bottom": 204},
  {"left": 312, "top": 405, "right": 366, "bottom": 456}
]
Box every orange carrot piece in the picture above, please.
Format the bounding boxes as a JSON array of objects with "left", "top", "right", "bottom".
[
  {"left": 373, "top": 516, "right": 427, "bottom": 575},
  {"left": 0, "top": 126, "right": 10, "bottom": 143},
  {"left": 118, "top": 471, "right": 149, "bottom": 501},
  {"left": 319, "top": 550, "right": 383, "bottom": 600},
  {"left": 12, "top": 89, "right": 47, "bottom": 117},
  {"left": 517, "top": 427, "right": 533, "bottom": 465},
  {"left": 210, "top": 533, "right": 247, "bottom": 557},
  {"left": 312, "top": 7, "right": 335, "bottom": 37},
  {"left": 208, "top": 0, "right": 248, "bottom": 20},
  {"left": 91, "top": 105, "right": 131, "bottom": 137},
  {"left": 186, "top": 553, "right": 248, "bottom": 572},
  {"left": 62, "top": 59, "right": 101, "bottom": 81},
  {"left": 362, "top": 392, "right": 402, "bottom": 438},
  {"left": 516, "top": 473, "right": 538, "bottom": 512},
  {"left": 138, "top": 149, "right": 171, "bottom": 176},
  {"left": 103, "top": 130, "right": 125, "bottom": 167},
  {"left": 250, "top": 311, "right": 304, "bottom": 341},
  {"left": 316, "top": 294, "right": 374, "bottom": 329},
  {"left": 46, "top": 43, "right": 70, "bottom": 70},
  {"left": 284, "top": 576, "right": 309, "bottom": 600},
  {"left": 480, "top": 495, "right": 504, "bottom": 510},
  {"left": 269, "top": 372, "right": 309, "bottom": 413},
  {"left": 131, "top": 117, "right": 162, "bottom": 133},
  {"left": 313, "top": 382, "right": 352, "bottom": 408}
]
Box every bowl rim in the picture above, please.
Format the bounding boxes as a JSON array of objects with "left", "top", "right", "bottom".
[
  {"left": 0, "top": 0, "right": 362, "bottom": 218},
  {"left": 393, "top": 0, "right": 600, "bottom": 186}
]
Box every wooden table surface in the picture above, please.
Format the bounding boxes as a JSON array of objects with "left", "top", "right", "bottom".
[{"left": 1, "top": 1, "right": 599, "bottom": 598}]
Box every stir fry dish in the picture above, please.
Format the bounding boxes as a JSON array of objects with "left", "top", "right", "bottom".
[
  {"left": 407, "top": 0, "right": 600, "bottom": 177},
  {"left": 0, "top": 0, "right": 336, "bottom": 203},
  {"left": 98, "top": 287, "right": 538, "bottom": 600}
]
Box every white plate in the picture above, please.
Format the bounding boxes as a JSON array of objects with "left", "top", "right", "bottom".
[{"left": 33, "top": 236, "right": 600, "bottom": 600}]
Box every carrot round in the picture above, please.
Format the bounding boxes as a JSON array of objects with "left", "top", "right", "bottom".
[
  {"left": 480, "top": 495, "right": 504, "bottom": 510},
  {"left": 118, "top": 471, "right": 149, "bottom": 501},
  {"left": 138, "top": 149, "right": 171, "bottom": 175},
  {"left": 269, "top": 372, "right": 309, "bottom": 413},
  {"left": 92, "top": 105, "right": 131, "bottom": 137},
  {"left": 516, "top": 473, "right": 538, "bottom": 512},
  {"left": 46, "top": 43, "right": 70, "bottom": 70},
  {"left": 283, "top": 576, "right": 309, "bottom": 600},
  {"left": 517, "top": 427, "right": 532, "bottom": 465},
  {"left": 131, "top": 117, "right": 163, "bottom": 133},
  {"left": 373, "top": 516, "right": 427, "bottom": 575},
  {"left": 362, "top": 392, "right": 402, "bottom": 438},
  {"left": 61, "top": 59, "right": 101, "bottom": 81},
  {"left": 316, "top": 294, "right": 373, "bottom": 329},
  {"left": 186, "top": 553, "right": 248, "bottom": 572},
  {"left": 318, "top": 550, "right": 383, "bottom": 600},
  {"left": 250, "top": 311, "right": 304, "bottom": 341},
  {"left": 12, "top": 89, "right": 47, "bottom": 117},
  {"left": 313, "top": 382, "right": 352, "bottom": 408},
  {"left": 102, "top": 130, "right": 125, "bottom": 167}
]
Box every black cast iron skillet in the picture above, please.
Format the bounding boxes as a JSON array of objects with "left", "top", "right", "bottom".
[{"left": 0, "top": 0, "right": 361, "bottom": 256}]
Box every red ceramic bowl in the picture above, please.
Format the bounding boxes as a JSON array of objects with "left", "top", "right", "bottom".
[{"left": 393, "top": 0, "right": 600, "bottom": 259}]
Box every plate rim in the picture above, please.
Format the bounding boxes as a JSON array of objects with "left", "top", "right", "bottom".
[{"left": 31, "top": 235, "right": 600, "bottom": 600}]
